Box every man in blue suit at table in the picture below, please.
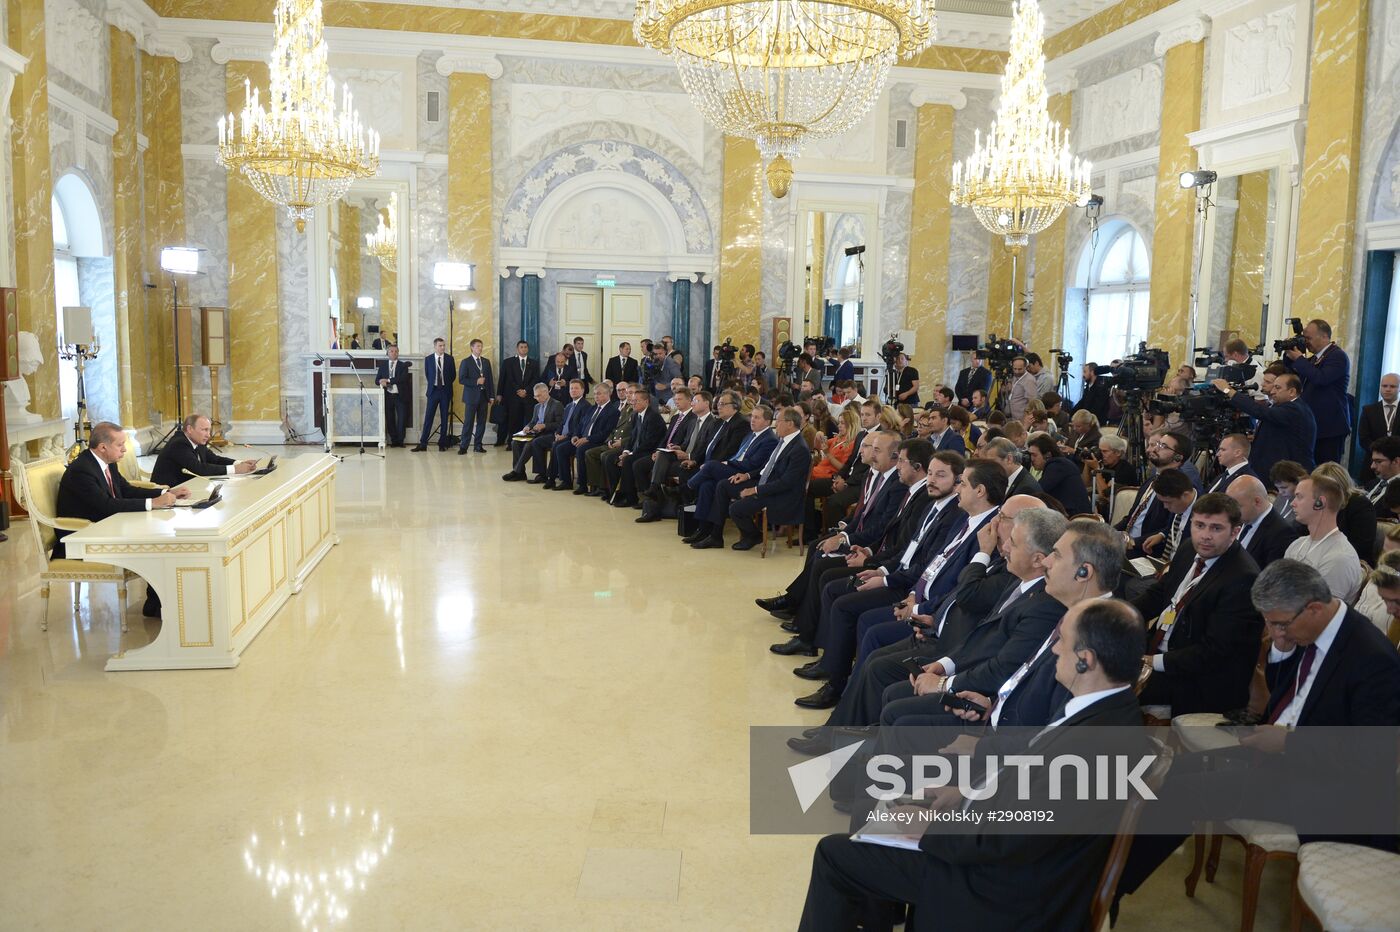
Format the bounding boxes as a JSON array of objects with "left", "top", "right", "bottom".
[
  {"left": 700, "top": 406, "right": 812, "bottom": 551},
  {"left": 457, "top": 338, "right": 494, "bottom": 454},
  {"left": 683, "top": 405, "right": 778, "bottom": 543},
  {"left": 1284, "top": 317, "right": 1351, "bottom": 465},
  {"left": 412, "top": 337, "right": 455, "bottom": 452},
  {"left": 542, "top": 379, "right": 592, "bottom": 490},
  {"left": 562, "top": 382, "right": 619, "bottom": 494}
]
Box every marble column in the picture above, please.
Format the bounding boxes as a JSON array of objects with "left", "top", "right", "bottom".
[
  {"left": 520, "top": 274, "right": 539, "bottom": 350},
  {"left": 225, "top": 61, "right": 282, "bottom": 432},
  {"left": 718, "top": 136, "right": 762, "bottom": 345},
  {"left": 141, "top": 51, "right": 188, "bottom": 424},
  {"left": 1146, "top": 22, "right": 1207, "bottom": 370},
  {"left": 1029, "top": 91, "right": 1076, "bottom": 378},
  {"left": 905, "top": 98, "right": 957, "bottom": 388},
  {"left": 337, "top": 200, "right": 361, "bottom": 340},
  {"left": 1291, "top": 0, "right": 1368, "bottom": 342},
  {"left": 671, "top": 278, "right": 690, "bottom": 371},
  {"left": 8, "top": 0, "right": 57, "bottom": 418},
  {"left": 985, "top": 239, "right": 1028, "bottom": 344},
  {"left": 1226, "top": 170, "right": 1270, "bottom": 343},
  {"left": 807, "top": 211, "right": 825, "bottom": 338},
  {"left": 109, "top": 26, "right": 146, "bottom": 428},
  {"left": 444, "top": 62, "right": 496, "bottom": 399},
  {"left": 380, "top": 263, "right": 399, "bottom": 343}
]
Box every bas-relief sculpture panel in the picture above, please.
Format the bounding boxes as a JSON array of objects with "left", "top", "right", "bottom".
[
  {"left": 1207, "top": 0, "right": 1308, "bottom": 125},
  {"left": 181, "top": 39, "right": 224, "bottom": 147},
  {"left": 1077, "top": 63, "right": 1163, "bottom": 153},
  {"left": 329, "top": 59, "right": 416, "bottom": 152},
  {"left": 44, "top": 0, "right": 108, "bottom": 109},
  {"left": 544, "top": 187, "right": 665, "bottom": 254}
]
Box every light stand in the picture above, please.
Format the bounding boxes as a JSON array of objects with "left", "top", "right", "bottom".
[
  {"left": 342, "top": 349, "right": 383, "bottom": 459},
  {"left": 150, "top": 247, "right": 202, "bottom": 454},
  {"left": 431, "top": 261, "right": 475, "bottom": 448},
  {"left": 1180, "top": 171, "right": 1217, "bottom": 362},
  {"left": 57, "top": 307, "right": 100, "bottom": 462},
  {"left": 312, "top": 353, "right": 339, "bottom": 459},
  {"left": 845, "top": 244, "right": 866, "bottom": 357}
]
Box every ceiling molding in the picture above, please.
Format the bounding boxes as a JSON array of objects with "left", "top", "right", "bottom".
[
  {"left": 50, "top": 83, "right": 119, "bottom": 137},
  {"left": 435, "top": 52, "right": 503, "bottom": 78},
  {"left": 1152, "top": 13, "right": 1210, "bottom": 57}
]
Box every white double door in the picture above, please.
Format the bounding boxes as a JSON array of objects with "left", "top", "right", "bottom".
[{"left": 558, "top": 285, "right": 650, "bottom": 365}]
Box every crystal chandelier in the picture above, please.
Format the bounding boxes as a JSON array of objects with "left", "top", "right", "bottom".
[
  {"left": 635, "top": 0, "right": 936, "bottom": 197},
  {"left": 365, "top": 193, "right": 397, "bottom": 272},
  {"left": 950, "top": 0, "right": 1090, "bottom": 250},
  {"left": 217, "top": 0, "right": 380, "bottom": 232}
]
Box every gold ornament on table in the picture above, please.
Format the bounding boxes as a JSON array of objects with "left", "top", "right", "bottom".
[
  {"left": 365, "top": 193, "right": 398, "bottom": 272},
  {"left": 216, "top": 0, "right": 380, "bottom": 232},
  {"left": 950, "top": 0, "right": 1090, "bottom": 250},
  {"left": 634, "top": 0, "right": 935, "bottom": 198}
]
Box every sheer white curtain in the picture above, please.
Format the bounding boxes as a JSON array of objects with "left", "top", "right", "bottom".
[
  {"left": 1084, "top": 227, "right": 1151, "bottom": 364},
  {"left": 1384, "top": 258, "right": 1400, "bottom": 380},
  {"left": 51, "top": 196, "right": 79, "bottom": 421}
]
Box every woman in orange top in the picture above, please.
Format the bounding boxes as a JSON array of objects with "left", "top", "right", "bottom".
[{"left": 812, "top": 405, "right": 862, "bottom": 481}]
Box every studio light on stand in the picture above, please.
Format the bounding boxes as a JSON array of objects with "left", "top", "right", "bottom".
[
  {"left": 58, "top": 306, "right": 99, "bottom": 463},
  {"left": 844, "top": 245, "right": 866, "bottom": 358},
  {"left": 150, "top": 247, "right": 202, "bottom": 454},
  {"left": 432, "top": 261, "right": 475, "bottom": 447},
  {"left": 1179, "top": 168, "right": 1216, "bottom": 363},
  {"left": 342, "top": 300, "right": 382, "bottom": 460}
]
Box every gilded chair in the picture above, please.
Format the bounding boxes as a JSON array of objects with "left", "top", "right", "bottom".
[
  {"left": 116, "top": 440, "right": 160, "bottom": 490},
  {"left": 16, "top": 456, "right": 139, "bottom": 633},
  {"left": 1090, "top": 737, "right": 1175, "bottom": 931}
]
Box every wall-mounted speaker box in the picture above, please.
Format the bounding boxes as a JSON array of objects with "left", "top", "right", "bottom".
[
  {"left": 175, "top": 305, "right": 195, "bottom": 363},
  {"left": 772, "top": 316, "right": 792, "bottom": 360},
  {"left": 62, "top": 305, "right": 94, "bottom": 346},
  {"left": 201, "top": 306, "right": 228, "bottom": 367},
  {"left": 0, "top": 287, "right": 17, "bottom": 380}
]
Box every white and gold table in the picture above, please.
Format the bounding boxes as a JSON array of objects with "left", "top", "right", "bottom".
[{"left": 63, "top": 453, "right": 339, "bottom": 671}]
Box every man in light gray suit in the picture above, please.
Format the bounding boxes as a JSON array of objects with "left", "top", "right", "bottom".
[
  {"left": 503, "top": 383, "right": 564, "bottom": 482},
  {"left": 1007, "top": 355, "right": 1039, "bottom": 420}
]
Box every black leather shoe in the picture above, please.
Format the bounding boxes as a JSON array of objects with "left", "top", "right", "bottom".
[
  {"left": 411, "top": 445, "right": 427, "bottom": 452},
  {"left": 541, "top": 480, "right": 556, "bottom": 489},
  {"left": 474, "top": 446, "right": 488, "bottom": 453},
  {"left": 572, "top": 486, "right": 589, "bottom": 496},
  {"left": 755, "top": 595, "right": 791, "bottom": 612},
  {"left": 770, "top": 608, "right": 797, "bottom": 621},
  {"left": 795, "top": 683, "right": 842, "bottom": 709},
  {"left": 635, "top": 513, "right": 662, "bottom": 523},
  {"left": 780, "top": 621, "right": 799, "bottom": 633},
  {"left": 731, "top": 536, "right": 761, "bottom": 551},
  {"left": 553, "top": 483, "right": 573, "bottom": 491},
  {"left": 611, "top": 498, "right": 634, "bottom": 508},
  {"left": 690, "top": 536, "right": 723, "bottom": 550},
  {"left": 502, "top": 472, "right": 524, "bottom": 481},
  {"left": 527, "top": 476, "right": 547, "bottom": 484},
  {"left": 457, "top": 448, "right": 469, "bottom": 455},
  {"left": 793, "top": 663, "right": 829, "bottom": 681},
  {"left": 786, "top": 734, "right": 829, "bottom": 756},
  {"left": 770, "top": 637, "right": 817, "bottom": 657}
]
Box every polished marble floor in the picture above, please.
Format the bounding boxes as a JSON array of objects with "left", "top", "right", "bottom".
[{"left": 0, "top": 447, "right": 1291, "bottom": 929}]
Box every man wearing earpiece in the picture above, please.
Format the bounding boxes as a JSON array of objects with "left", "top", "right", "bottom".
[
  {"left": 1282, "top": 473, "right": 1361, "bottom": 600},
  {"left": 1132, "top": 492, "right": 1262, "bottom": 717}
]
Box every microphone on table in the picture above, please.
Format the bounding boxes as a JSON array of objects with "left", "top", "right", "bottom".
[{"left": 183, "top": 468, "right": 227, "bottom": 481}]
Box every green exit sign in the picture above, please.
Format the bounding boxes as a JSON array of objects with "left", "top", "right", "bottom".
[{"left": 595, "top": 276, "right": 616, "bottom": 288}]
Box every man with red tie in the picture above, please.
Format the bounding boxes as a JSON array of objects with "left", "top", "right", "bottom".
[{"left": 56, "top": 422, "right": 190, "bottom": 615}]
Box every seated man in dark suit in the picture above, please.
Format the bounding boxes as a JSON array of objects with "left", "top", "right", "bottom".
[
  {"left": 982, "top": 436, "right": 1041, "bottom": 498},
  {"left": 150, "top": 413, "right": 257, "bottom": 487},
  {"left": 638, "top": 389, "right": 718, "bottom": 522},
  {"left": 1133, "top": 492, "right": 1262, "bottom": 716},
  {"left": 694, "top": 406, "right": 810, "bottom": 551},
  {"left": 1119, "top": 559, "right": 1400, "bottom": 910},
  {"left": 542, "top": 379, "right": 593, "bottom": 490},
  {"left": 682, "top": 405, "right": 777, "bottom": 543},
  {"left": 798, "top": 597, "right": 1150, "bottom": 931},
  {"left": 1227, "top": 474, "right": 1300, "bottom": 568},
  {"left": 807, "top": 399, "right": 879, "bottom": 533},
  {"left": 676, "top": 390, "right": 748, "bottom": 489},
  {"left": 559, "top": 382, "right": 618, "bottom": 494},
  {"left": 587, "top": 382, "right": 635, "bottom": 496},
  {"left": 924, "top": 406, "right": 966, "bottom": 455},
  {"left": 57, "top": 422, "right": 190, "bottom": 616},
  {"left": 629, "top": 388, "right": 696, "bottom": 514},
  {"left": 603, "top": 388, "right": 666, "bottom": 506},
  {"left": 502, "top": 383, "right": 563, "bottom": 482}
]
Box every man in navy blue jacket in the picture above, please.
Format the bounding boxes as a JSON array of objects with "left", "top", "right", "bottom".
[
  {"left": 701, "top": 407, "right": 812, "bottom": 551},
  {"left": 542, "top": 379, "right": 593, "bottom": 490},
  {"left": 561, "top": 382, "right": 618, "bottom": 493},
  {"left": 456, "top": 338, "right": 494, "bottom": 454},
  {"left": 683, "top": 405, "right": 778, "bottom": 543},
  {"left": 1284, "top": 318, "right": 1351, "bottom": 465},
  {"left": 412, "top": 337, "right": 455, "bottom": 452},
  {"left": 1217, "top": 372, "right": 1317, "bottom": 481}
]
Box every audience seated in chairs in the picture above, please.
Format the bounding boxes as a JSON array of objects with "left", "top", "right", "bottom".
[
  {"left": 683, "top": 404, "right": 779, "bottom": 545},
  {"left": 1027, "top": 432, "right": 1091, "bottom": 516},
  {"left": 502, "top": 383, "right": 564, "bottom": 482},
  {"left": 636, "top": 390, "right": 720, "bottom": 522},
  {"left": 1226, "top": 474, "right": 1302, "bottom": 569},
  {"left": 1283, "top": 472, "right": 1362, "bottom": 601},
  {"left": 692, "top": 406, "right": 811, "bottom": 552},
  {"left": 558, "top": 381, "right": 618, "bottom": 494},
  {"left": 602, "top": 387, "right": 667, "bottom": 506}
]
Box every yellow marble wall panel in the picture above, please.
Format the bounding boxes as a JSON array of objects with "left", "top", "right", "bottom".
[
  {"left": 380, "top": 265, "right": 398, "bottom": 344},
  {"left": 905, "top": 103, "right": 955, "bottom": 388},
  {"left": 718, "top": 135, "right": 762, "bottom": 345},
  {"left": 1045, "top": 0, "right": 1177, "bottom": 60},
  {"left": 110, "top": 26, "right": 147, "bottom": 427},
  {"left": 1290, "top": 0, "right": 1368, "bottom": 343},
  {"left": 1225, "top": 170, "right": 1270, "bottom": 343},
  {"left": 8, "top": 0, "right": 57, "bottom": 418},
  {"left": 985, "top": 239, "right": 1028, "bottom": 344},
  {"left": 338, "top": 200, "right": 361, "bottom": 339},
  {"left": 906, "top": 47, "right": 1006, "bottom": 74},
  {"left": 1029, "top": 93, "right": 1074, "bottom": 368},
  {"left": 448, "top": 71, "right": 495, "bottom": 394},
  {"left": 225, "top": 61, "right": 282, "bottom": 423},
  {"left": 142, "top": 52, "right": 187, "bottom": 422},
  {"left": 807, "top": 211, "right": 824, "bottom": 337},
  {"left": 1146, "top": 40, "right": 1204, "bottom": 370}
]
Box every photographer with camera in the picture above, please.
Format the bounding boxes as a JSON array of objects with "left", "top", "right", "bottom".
[
  {"left": 1087, "top": 433, "right": 1140, "bottom": 518},
  {"left": 643, "top": 342, "right": 682, "bottom": 404},
  {"left": 1281, "top": 318, "right": 1351, "bottom": 465},
  {"left": 891, "top": 352, "right": 919, "bottom": 405},
  {"left": 1213, "top": 371, "right": 1317, "bottom": 481}
]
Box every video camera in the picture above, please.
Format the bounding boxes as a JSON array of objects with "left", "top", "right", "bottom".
[
  {"left": 1194, "top": 346, "right": 1258, "bottom": 387},
  {"left": 714, "top": 337, "right": 739, "bottom": 382},
  {"left": 1150, "top": 385, "right": 1251, "bottom": 450},
  {"left": 880, "top": 336, "right": 904, "bottom": 366},
  {"left": 1094, "top": 343, "right": 1169, "bottom": 394},
  {"left": 809, "top": 335, "right": 836, "bottom": 358},
  {"left": 1048, "top": 348, "right": 1073, "bottom": 372},
  {"left": 1273, "top": 317, "right": 1305, "bottom": 356},
  {"left": 974, "top": 335, "right": 1020, "bottom": 376}
]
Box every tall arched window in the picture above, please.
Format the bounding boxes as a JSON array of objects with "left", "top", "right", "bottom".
[
  {"left": 51, "top": 172, "right": 109, "bottom": 423},
  {"left": 1081, "top": 224, "right": 1151, "bottom": 366}
]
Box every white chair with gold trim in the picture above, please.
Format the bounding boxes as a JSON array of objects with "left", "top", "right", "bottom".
[
  {"left": 116, "top": 441, "right": 160, "bottom": 490},
  {"left": 1291, "top": 841, "right": 1400, "bottom": 931},
  {"left": 15, "top": 456, "right": 139, "bottom": 632}
]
